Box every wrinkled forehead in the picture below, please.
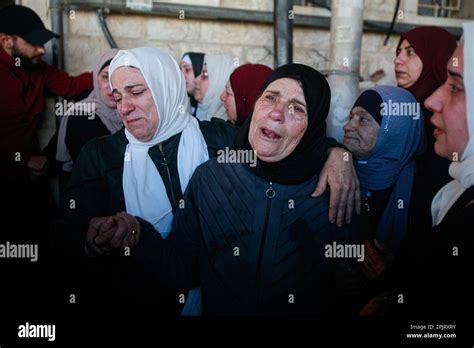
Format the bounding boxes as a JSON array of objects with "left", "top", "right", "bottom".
[
  {"left": 351, "top": 106, "right": 372, "bottom": 116},
  {"left": 262, "top": 78, "right": 305, "bottom": 102},
  {"left": 110, "top": 66, "right": 148, "bottom": 92}
]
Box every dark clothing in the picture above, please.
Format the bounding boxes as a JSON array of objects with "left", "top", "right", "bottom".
[
  {"left": 409, "top": 155, "right": 451, "bottom": 236},
  {"left": 133, "top": 158, "right": 360, "bottom": 316},
  {"left": 60, "top": 118, "right": 237, "bottom": 315},
  {"left": 61, "top": 113, "right": 344, "bottom": 315},
  {"left": 63, "top": 118, "right": 236, "bottom": 224},
  {"left": 190, "top": 96, "right": 198, "bottom": 117},
  {"left": 396, "top": 27, "right": 456, "bottom": 237},
  {"left": 408, "top": 108, "right": 452, "bottom": 237},
  {"left": 362, "top": 186, "right": 395, "bottom": 240},
  {"left": 389, "top": 186, "right": 474, "bottom": 317},
  {"left": 0, "top": 46, "right": 92, "bottom": 189},
  {"left": 65, "top": 113, "right": 113, "bottom": 162}
]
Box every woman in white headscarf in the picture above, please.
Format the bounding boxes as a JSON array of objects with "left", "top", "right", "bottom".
[
  {"left": 421, "top": 23, "right": 474, "bottom": 314},
  {"left": 429, "top": 25, "right": 474, "bottom": 228},
  {"left": 56, "top": 48, "right": 122, "bottom": 171},
  {"left": 64, "top": 48, "right": 364, "bottom": 317},
  {"left": 194, "top": 53, "right": 235, "bottom": 121},
  {"left": 62, "top": 47, "right": 235, "bottom": 316}
]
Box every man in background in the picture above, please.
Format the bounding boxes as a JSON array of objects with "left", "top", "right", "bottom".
[{"left": 0, "top": 5, "right": 92, "bottom": 243}]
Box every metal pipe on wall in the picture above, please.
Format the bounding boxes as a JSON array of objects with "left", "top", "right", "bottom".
[
  {"left": 64, "top": 0, "right": 462, "bottom": 37},
  {"left": 273, "top": 0, "right": 293, "bottom": 68},
  {"left": 50, "top": 0, "right": 65, "bottom": 133},
  {"left": 50, "top": 0, "right": 64, "bottom": 70},
  {"left": 97, "top": 7, "right": 119, "bottom": 48},
  {"left": 326, "top": 0, "right": 364, "bottom": 142}
]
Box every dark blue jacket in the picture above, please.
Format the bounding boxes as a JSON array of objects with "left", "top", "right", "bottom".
[{"left": 134, "top": 158, "right": 361, "bottom": 316}]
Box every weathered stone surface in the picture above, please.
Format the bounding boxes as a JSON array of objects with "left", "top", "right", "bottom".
[
  {"left": 19, "top": 0, "right": 462, "bottom": 153},
  {"left": 148, "top": 17, "right": 202, "bottom": 41}
]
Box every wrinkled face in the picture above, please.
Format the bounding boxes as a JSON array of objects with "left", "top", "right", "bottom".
[
  {"left": 220, "top": 80, "right": 237, "bottom": 123},
  {"left": 111, "top": 66, "right": 159, "bottom": 142},
  {"left": 193, "top": 63, "right": 209, "bottom": 103},
  {"left": 343, "top": 106, "right": 380, "bottom": 160},
  {"left": 11, "top": 36, "right": 45, "bottom": 66},
  {"left": 394, "top": 39, "right": 424, "bottom": 88},
  {"left": 180, "top": 60, "right": 196, "bottom": 94},
  {"left": 248, "top": 78, "right": 308, "bottom": 163},
  {"left": 425, "top": 44, "right": 468, "bottom": 161},
  {"left": 97, "top": 64, "right": 116, "bottom": 109}
]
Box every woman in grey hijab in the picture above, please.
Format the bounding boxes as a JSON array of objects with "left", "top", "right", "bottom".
[{"left": 56, "top": 48, "right": 122, "bottom": 171}]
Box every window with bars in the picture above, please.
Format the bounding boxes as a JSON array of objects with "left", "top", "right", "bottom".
[
  {"left": 417, "top": 0, "right": 461, "bottom": 18},
  {"left": 294, "top": 0, "right": 331, "bottom": 10}
]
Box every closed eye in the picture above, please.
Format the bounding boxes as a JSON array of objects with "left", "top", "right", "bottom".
[{"left": 132, "top": 90, "right": 145, "bottom": 96}]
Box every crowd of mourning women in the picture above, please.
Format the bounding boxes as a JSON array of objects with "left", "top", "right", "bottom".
[{"left": 1, "top": 5, "right": 474, "bottom": 317}]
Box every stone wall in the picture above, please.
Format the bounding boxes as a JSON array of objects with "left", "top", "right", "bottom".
[{"left": 19, "top": 0, "right": 466, "bottom": 149}]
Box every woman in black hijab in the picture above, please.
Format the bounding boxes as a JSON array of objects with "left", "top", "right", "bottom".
[
  {"left": 90, "top": 64, "right": 362, "bottom": 316},
  {"left": 234, "top": 64, "right": 331, "bottom": 183},
  {"left": 180, "top": 52, "right": 205, "bottom": 117}
]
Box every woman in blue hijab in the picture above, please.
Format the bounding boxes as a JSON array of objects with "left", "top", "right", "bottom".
[{"left": 343, "top": 85, "right": 424, "bottom": 255}]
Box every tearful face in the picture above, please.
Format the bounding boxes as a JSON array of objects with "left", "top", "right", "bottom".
[
  {"left": 248, "top": 78, "right": 308, "bottom": 163},
  {"left": 111, "top": 66, "right": 159, "bottom": 142}
]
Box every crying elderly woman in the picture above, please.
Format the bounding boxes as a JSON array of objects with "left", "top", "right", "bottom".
[
  {"left": 64, "top": 48, "right": 362, "bottom": 316},
  {"left": 94, "top": 64, "right": 363, "bottom": 316}
]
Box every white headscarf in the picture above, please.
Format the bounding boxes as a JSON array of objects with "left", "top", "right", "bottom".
[
  {"left": 109, "top": 47, "right": 209, "bottom": 238},
  {"left": 195, "top": 54, "right": 235, "bottom": 121},
  {"left": 431, "top": 22, "right": 474, "bottom": 226}
]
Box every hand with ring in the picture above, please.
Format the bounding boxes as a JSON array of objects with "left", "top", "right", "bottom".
[{"left": 85, "top": 213, "right": 141, "bottom": 257}]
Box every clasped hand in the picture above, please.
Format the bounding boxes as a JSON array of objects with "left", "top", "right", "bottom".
[{"left": 85, "top": 212, "right": 141, "bottom": 257}]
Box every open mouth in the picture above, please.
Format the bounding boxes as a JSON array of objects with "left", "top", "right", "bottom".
[
  {"left": 261, "top": 127, "right": 282, "bottom": 140},
  {"left": 433, "top": 128, "right": 445, "bottom": 137}
]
